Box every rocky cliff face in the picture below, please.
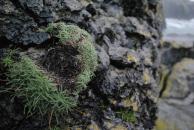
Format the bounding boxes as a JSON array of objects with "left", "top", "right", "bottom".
[{"left": 0, "top": 0, "right": 164, "bottom": 130}]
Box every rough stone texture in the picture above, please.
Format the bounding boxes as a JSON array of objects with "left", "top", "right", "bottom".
[
  {"left": 163, "top": 58, "right": 194, "bottom": 98},
  {"left": 160, "top": 41, "right": 194, "bottom": 67},
  {"left": 0, "top": 0, "right": 164, "bottom": 130},
  {"left": 155, "top": 101, "right": 194, "bottom": 130},
  {"left": 0, "top": 0, "right": 50, "bottom": 45},
  {"left": 156, "top": 41, "right": 194, "bottom": 130}
]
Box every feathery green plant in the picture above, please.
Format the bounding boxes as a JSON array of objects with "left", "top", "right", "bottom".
[
  {"left": 2, "top": 51, "right": 76, "bottom": 116},
  {"left": 2, "top": 49, "right": 15, "bottom": 67}
]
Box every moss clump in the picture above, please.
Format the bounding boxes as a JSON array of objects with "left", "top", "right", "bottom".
[
  {"left": 1, "top": 50, "right": 76, "bottom": 116},
  {"left": 45, "top": 22, "right": 98, "bottom": 92},
  {"left": 116, "top": 109, "right": 137, "bottom": 123}
]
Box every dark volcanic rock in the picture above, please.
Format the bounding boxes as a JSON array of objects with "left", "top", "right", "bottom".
[
  {"left": 121, "top": 0, "right": 165, "bottom": 32},
  {"left": 96, "top": 45, "right": 110, "bottom": 71},
  {"left": 0, "top": 0, "right": 164, "bottom": 130},
  {"left": 0, "top": 0, "right": 85, "bottom": 45},
  {"left": 0, "top": 0, "right": 50, "bottom": 45}
]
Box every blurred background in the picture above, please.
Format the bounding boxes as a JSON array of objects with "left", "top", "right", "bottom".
[
  {"left": 155, "top": 0, "right": 194, "bottom": 130},
  {"left": 163, "top": 0, "right": 194, "bottom": 43}
]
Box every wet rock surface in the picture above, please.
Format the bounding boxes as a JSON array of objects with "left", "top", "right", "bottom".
[
  {"left": 0, "top": 0, "right": 164, "bottom": 130},
  {"left": 156, "top": 41, "right": 194, "bottom": 130}
]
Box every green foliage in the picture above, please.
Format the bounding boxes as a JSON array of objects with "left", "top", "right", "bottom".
[
  {"left": 2, "top": 52, "right": 76, "bottom": 116},
  {"left": 2, "top": 56, "right": 13, "bottom": 67},
  {"left": 0, "top": 22, "right": 97, "bottom": 120},
  {"left": 45, "top": 22, "right": 98, "bottom": 93},
  {"left": 76, "top": 37, "right": 98, "bottom": 91},
  {"left": 116, "top": 110, "right": 137, "bottom": 123},
  {"left": 2, "top": 49, "right": 15, "bottom": 67},
  {"left": 45, "top": 22, "right": 82, "bottom": 43}
]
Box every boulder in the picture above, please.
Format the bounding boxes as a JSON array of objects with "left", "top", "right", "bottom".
[{"left": 162, "top": 58, "right": 194, "bottom": 98}]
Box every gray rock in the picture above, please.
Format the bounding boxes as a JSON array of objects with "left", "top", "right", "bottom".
[
  {"left": 123, "top": 17, "right": 159, "bottom": 39},
  {"left": 160, "top": 41, "right": 194, "bottom": 68},
  {"left": 109, "top": 46, "right": 140, "bottom": 67},
  {"left": 158, "top": 41, "right": 194, "bottom": 130},
  {"left": 19, "top": 0, "right": 44, "bottom": 15},
  {"left": 0, "top": 0, "right": 49, "bottom": 45},
  {"left": 155, "top": 100, "right": 194, "bottom": 130},
  {"left": 162, "top": 58, "right": 194, "bottom": 99},
  {"left": 96, "top": 45, "right": 110, "bottom": 71},
  {"left": 62, "top": 0, "right": 84, "bottom": 11}
]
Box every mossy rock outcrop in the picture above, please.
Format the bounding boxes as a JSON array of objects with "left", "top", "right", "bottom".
[
  {"left": 0, "top": 22, "right": 97, "bottom": 129},
  {"left": 0, "top": 0, "right": 163, "bottom": 129}
]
